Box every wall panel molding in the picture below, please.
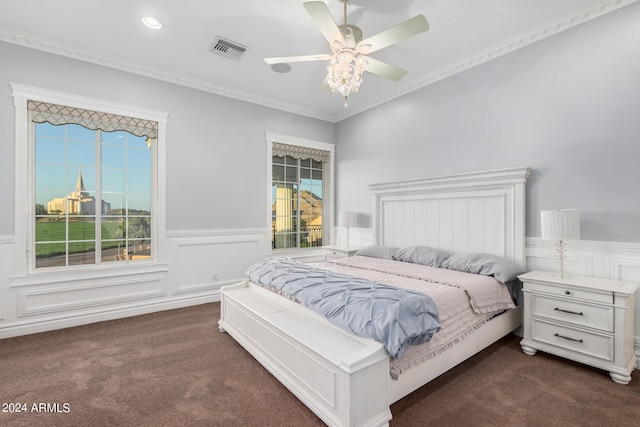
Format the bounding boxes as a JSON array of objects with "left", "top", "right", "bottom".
[
  {"left": 167, "top": 228, "right": 269, "bottom": 298},
  {"left": 17, "top": 274, "right": 166, "bottom": 317},
  {"left": 0, "top": 228, "right": 269, "bottom": 338},
  {"left": 0, "top": 236, "right": 14, "bottom": 321}
]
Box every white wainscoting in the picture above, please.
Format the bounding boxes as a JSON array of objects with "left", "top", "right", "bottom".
[
  {"left": 166, "top": 228, "right": 269, "bottom": 296},
  {"left": 0, "top": 228, "right": 270, "bottom": 339},
  {"left": 526, "top": 237, "right": 640, "bottom": 368},
  {"left": 0, "top": 236, "right": 14, "bottom": 322},
  {"left": 2, "top": 229, "right": 639, "bottom": 367}
]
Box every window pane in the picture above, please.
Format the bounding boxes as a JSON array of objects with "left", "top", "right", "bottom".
[
  {"left": 35, "top": 217, "right": 66, "bottom": 242},
  {"left": 35, "top": 165, "right": 67, "bottom": 209},
  {"left": 102, "top": 144, "right": 127, "bottom": 168},
  {"left": 128, "top": 147, "right": 150, "bottom": 170},
  {"left": 68, "top": 141, "right": 96, "bottom": 167},
  {"left": 285, "top": 166, "right": 297, "bottom": 182},
  {"left": 102, "top": 240, "right": 126, "bottom": 263},
  {"left": 102, "top": 169, "right": 126, "bottom": 192},
  {"left": 273, "top": 165, "right": 284, "bottom": 181},
  {"left": 35, "top": 243, "right": 66, "bottom": 268},
  {"left": 68, "top": 242, "right": 95, "bottom": 266},
  {"left": 128, "top": 216, "right": 151, "bottom": 240},
  {"left": 273, "top": 155, "right": 284, "bottom": 164},
  {"left": 273, "top": 232, "right": 296, "bottom": 249},
  {"left": 68, "top": 217, "right": 95, "bottom": 241},
  {"left": 127, "top": 171, "right": 150, "bottom": 193},
  {"left": 104, "top": 193, "right": 126, "bottom": 213},
  {"left": 35, "top": 136, "right": 66, "bottom": 164},
  {"left": 128, "top": 192, "right": 150, "bottom": 213},
  {"left": 102, "top": 217, "right": 125, "bottom": 240},
  {"left": 129, "top": 239, "right": 151, "bottom": 259}
]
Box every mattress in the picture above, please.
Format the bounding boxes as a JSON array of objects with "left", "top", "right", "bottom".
[{"left": 310, "top": 255, "right": 516, "bottom": 378}]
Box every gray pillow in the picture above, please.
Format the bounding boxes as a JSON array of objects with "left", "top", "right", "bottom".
[
  {"left": 441, "top": 252, "right": 525, "bottom": 283},
  {"left": 355, "top": 245, "right": 399, "bottom": 260},
  {"left": 392, "top": 246, "right": 450, "bottom": 268}
]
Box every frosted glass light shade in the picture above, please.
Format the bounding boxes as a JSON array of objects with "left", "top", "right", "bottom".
[
  {"left": 339, "top": 211, "right": 357, "bottom": 228},
  {"left": 541, "top": 209, "right": 580, "bottom": 240}
]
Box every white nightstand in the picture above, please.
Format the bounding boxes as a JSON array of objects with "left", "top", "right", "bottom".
[
  {"left": 322, "top": 246, "right": 359, "bottom": 261},
  {"left": 519, "top": 270, "right": 637, "bottom": 384}
]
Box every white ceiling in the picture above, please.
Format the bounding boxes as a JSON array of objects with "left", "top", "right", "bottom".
[{"left": 0, "top": 0, "right": 635, "bottom": 122}]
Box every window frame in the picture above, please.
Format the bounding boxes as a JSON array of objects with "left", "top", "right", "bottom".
[
  {"left": 11, "top": 83, "right": 168, "bottom": 278},
  {"left": 265, "top": 132, "right": 335, "bottom": 256}
]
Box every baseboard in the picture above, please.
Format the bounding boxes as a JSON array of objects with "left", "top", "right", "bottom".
[{"left": 0, "top": 291, "right": 221, "bottom": 339}]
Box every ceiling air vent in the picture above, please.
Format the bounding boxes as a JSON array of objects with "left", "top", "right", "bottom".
[{"left": 208, "top": 36, "right": 248, "bottom": 61}]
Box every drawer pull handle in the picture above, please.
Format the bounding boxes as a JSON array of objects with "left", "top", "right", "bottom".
[
  {"left": 564, "top": 290, "right": 571, "bottom": 295},
  {"left": 554, "top": 307, "right": 583, "bottom": 316},
  {"left": 554, "top": 333, "right": 583, "bottom": 343}
]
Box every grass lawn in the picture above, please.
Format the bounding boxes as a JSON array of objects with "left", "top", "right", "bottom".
[{"left": 35, "top": 219, "right": 126, "bottom": 257}]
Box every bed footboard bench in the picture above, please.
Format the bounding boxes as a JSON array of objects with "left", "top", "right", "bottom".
[{"left": 218, "top": 281, "right": 392, "bottom": 427}]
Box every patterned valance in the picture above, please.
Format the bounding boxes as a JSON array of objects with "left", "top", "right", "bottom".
[
  {"left": 272, "top": 142, "right": 330, "bottom": 163},
  {"left": 28, "top": 100, "right": 158, "bottom": 141}
]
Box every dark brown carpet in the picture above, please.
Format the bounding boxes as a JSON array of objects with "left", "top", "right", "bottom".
[{"left": 1, "top": 303, "right": 638, "bottom": 426}]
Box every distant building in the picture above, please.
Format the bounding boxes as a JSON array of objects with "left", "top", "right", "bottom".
[
  {"left": 47, "top": 168, "right": 111, "bottom": 215},
  {"left": 272, "top": 187, "right": 323, "bottom": 247}
]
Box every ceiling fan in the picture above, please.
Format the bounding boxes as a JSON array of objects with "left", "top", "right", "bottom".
[{"left": 264, "top": 0, "right": 429, "bottom": 107}]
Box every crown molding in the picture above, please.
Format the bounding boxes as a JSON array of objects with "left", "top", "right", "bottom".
[
  {"left": 0, "top": 26, "right": 335, "bottom": 123},
  {"left": 1, "top": 0, "right": 637, "bottom": 124},
  {"left": 332, "top": 0, "right": 640, "bottom": 122}
]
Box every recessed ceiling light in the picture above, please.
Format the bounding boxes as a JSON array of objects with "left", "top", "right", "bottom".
[{"left": 141, "top": 16, "right": 163, "bottom": 30}]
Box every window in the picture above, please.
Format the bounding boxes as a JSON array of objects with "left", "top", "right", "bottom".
[
  {"left": 11, "top": 84, "right": 167, "bottom": 275},
  {"left": 266, "top": 133, "right": 334, "bottom": 252},
  {"left": 34, "top": 122, "right": 151, "bottom": 268}
]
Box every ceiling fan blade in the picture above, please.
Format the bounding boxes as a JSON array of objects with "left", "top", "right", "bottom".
[
  {"left": 364, "top": 57, "right": 407, "bottom": 81},
  {"left": 264, "top": 54, "right": 331, "bottom": 65},
  {"left": 303, "top": 1, "right": 345, "bottom": 45},
  {"left": 358, "top": 15, "right": 429, "bottom": 54}
]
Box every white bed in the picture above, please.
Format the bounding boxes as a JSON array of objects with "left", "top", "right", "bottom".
[{"left": 219, "top": 167, "right": 531, "bottom": 427}]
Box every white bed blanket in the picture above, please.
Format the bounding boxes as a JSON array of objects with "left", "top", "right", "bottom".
[{"left": 313, "top": 256, "right": 516, "bottom": 378}]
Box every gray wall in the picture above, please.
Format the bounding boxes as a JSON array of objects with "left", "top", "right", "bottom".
[
  {"left": 0, "top": 42, "right": 335, "bottom": 234},
  {"left": 2, "top": 3, "right": 639, "bottom": 243},
  {"left": 335, "top": 3, "right": 640, "bottom": 242}
]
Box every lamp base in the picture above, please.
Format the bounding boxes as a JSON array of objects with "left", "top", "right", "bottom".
[{"left": 554, "top": 240, "right": 569, "bottom": 278}]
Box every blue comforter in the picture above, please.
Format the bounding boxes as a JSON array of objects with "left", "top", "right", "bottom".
[{"left": 246, "top": 257, "right": 441, "bottom": 359}]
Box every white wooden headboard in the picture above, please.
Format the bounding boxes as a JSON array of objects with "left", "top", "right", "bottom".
[{"left": 369, "top": 167, "right": 531, "bottom": 267}]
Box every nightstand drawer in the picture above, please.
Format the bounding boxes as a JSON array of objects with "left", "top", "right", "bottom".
[
  {"left": 528, "top": 281, "right": 613, "bottom": 304},
  {"left": 531, "top": 319, "right": 614, "bottom": 362},
  {"left": 531, "top": 294, "right": 614, "bottom": 332}
]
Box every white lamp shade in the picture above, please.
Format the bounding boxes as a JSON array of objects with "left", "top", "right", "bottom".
[
  {"left": 339, "top": 211, "right": 357, "bottom": 228},
  {"left": 541, "top": 209, "right": 580, "bottom": 240}
]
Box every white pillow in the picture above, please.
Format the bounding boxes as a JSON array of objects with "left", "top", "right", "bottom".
[
  {"left": 355, "top": 245, "right": 399, "bottom": 259},
  {"left": 392, "top": 246, "right": 450, "bottom": 268},
  {"left": 441, "top": 253, "right": 525, "bottom": 283}
]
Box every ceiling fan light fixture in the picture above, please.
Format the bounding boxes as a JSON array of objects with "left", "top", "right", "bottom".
[
  {"left": 327, "top": 49, "right": 367, "bottom": 107},
  {"left": 263, "top": 1, "right": 428, "bottom": 108}
]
